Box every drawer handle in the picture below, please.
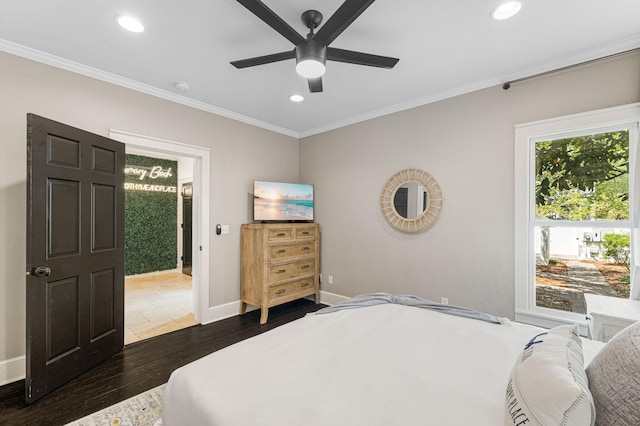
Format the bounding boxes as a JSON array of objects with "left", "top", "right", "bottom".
[
  {"left": 275, "top": 269, "right": 286, "bottom": 274},
  {"left": 301, "top": 247, "right": 310, "bottom": 251},
  {"left": 276, "top": 249, "right": 286, "bottom": 254},
  {"left": 276, "top": 233, "right": 286, "bottom": 237},
  {"left": 275, "top": 289, "right": 286, "bottom": 295},
  {"left": 300, "top": 282, "right": 310, "bottom": 288},
  {"left": 300, "top": 265, "right": 311, "bottom": 270}
]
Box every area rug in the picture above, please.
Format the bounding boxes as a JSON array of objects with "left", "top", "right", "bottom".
[{"left": 65, "top": 384, "right": 165, "bottom": 426}]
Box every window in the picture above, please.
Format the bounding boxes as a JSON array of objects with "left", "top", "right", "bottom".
[{"left": 515, "top": 104, "right": 640, "bottom": 331}]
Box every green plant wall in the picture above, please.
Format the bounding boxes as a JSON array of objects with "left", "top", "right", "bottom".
[{"left": 124, "top": 154, "right": 178, "bottom": 276}]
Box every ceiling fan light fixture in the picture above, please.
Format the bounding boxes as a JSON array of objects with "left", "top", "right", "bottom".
[
  {"left": 491, "top": 1, "right": 523, "bottom": 20},
  {"left": 295, "top": 40, "right": 326, "bottom": 79},
  {"left": 296, "top": 60, "right": 326, "bottom": 79}
]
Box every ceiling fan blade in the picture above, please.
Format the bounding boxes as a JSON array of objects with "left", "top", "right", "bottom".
[
  {"left": 313, "top": 0, "right": 376, "bottom": 46},
  {"left": 236, "top": 0, "right": 305, "bottom": 45},
  {"left": 230, "top": 50, "right": 296, "bottom": 68},
  {"left": 308, "top": 77, "right": 323, "bottom": 93},
  {"left": 327, "top": 47, "right": 399, "bottom": 68}
]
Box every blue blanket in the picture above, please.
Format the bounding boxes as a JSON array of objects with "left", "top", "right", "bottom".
[{"left": 315, "top": 293, "right": 502, "bottom": 324}]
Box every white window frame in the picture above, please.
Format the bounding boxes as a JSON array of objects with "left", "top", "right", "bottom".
[{"left": 515, "top": 103, "right": 640, "bottom": 332}]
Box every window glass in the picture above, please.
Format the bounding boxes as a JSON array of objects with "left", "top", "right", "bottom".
[
  {"left": 535, "top": 130, "right": 629, "bottom": 221},
  {"left": 534, "top": 226, "right": 630, "bottom": 314}
]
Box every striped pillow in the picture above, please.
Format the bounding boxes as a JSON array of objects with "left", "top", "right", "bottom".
[{"left": 505, "top": 324, "right": 595, "bottom": 426}]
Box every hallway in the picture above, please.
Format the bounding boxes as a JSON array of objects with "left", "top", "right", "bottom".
[{"left": 124, "top": 272, "right": 196, "bottom": 344}]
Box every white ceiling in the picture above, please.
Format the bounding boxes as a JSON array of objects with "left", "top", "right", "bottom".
[{"left": 0, "top": 0, "right": 639, "bottom": 137}]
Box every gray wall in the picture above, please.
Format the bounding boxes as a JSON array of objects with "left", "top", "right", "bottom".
[
  {"left": 0, "top": 52, "right": 299, "bottom": 367},
  {"left": 300, "top": 52, "right": 640, "bottom": 318},
  {"left": 1, "top": 48, "right": 638, "bottom": 375}
]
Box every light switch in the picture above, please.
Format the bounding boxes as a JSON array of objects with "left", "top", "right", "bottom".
[{"left": 220, "top": 225, "right": 230, "bottom": 235}]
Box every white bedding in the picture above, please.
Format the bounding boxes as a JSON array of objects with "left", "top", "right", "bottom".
[{"left": 162, "top": 303, "right": 604, "bottom": 426}]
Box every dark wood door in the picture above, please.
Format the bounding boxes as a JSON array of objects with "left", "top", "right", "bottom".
[
  {"left": 25, "top": 114, "right": 125, "bottom": 404},
  {"left": 182, "top": 183, "right": 193, "bottom": 276}
]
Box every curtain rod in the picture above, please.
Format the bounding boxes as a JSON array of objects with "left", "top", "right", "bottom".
[{"left": 502, "top": 47, "right": 640, "bottom": 90}]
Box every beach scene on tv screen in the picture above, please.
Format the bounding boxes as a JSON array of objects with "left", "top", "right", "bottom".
[{"left": 254, "top": 181, "right": 313, "bottom": 221}]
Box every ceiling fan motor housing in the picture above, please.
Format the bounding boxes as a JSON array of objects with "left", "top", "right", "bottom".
[
  {"left": 295, "top": 39, "right": 327, "bottom": 78},
  {"left": 296, "top": 39, "right": 326, "bottom": 65}
]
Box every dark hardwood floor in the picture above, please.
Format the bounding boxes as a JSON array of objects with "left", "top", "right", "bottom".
[{"left": 0, "top": 299, "right": 323, "bottom": 426}]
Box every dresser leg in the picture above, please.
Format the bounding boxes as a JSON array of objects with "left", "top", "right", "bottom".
[
  {"left": 240, "top": 301, "right": 247, "bottom": 315},
  {"left": 314, "top": 291, "right": 320, "bottom": 304},
  {"left": 260, "top": 308, "right": 269, "bottom": 324}
]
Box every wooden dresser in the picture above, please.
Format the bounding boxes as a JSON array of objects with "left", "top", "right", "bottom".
[{"left": 240, "top": 223, "right": 320, "bottom": 324}]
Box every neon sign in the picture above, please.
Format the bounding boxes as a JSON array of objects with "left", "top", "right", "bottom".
[{"left": 124, "top": 165, "right": 176, "bottom": 192}]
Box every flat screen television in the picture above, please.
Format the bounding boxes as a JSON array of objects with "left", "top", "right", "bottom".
[{"left": 253, "top": 180, "right": 314, "bottom": 222}]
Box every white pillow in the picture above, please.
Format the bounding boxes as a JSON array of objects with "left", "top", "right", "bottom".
[{"left": 505, "top": 324, "right": 595, "bottom": 426}]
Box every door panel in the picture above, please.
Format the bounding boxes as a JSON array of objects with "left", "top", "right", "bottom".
[
  {"left": 92, "top": 146, "right": 117, "bottom": 173},
  {"left": 26, "top": 114, "right": 125, "bottom": 403},
  {"left": 91, "top": 268, "right": 116, "bottom": 340},
  {"left": 47, "top": 277, "right": 80, "bottom": 361},
  {"left": 47, "top": 135, "right": 80, "bottom": 168},
  {"left": 48, "top": 179, "right": 80, "bottom": 257},
  {"left": 92, "top": 184, "right": 116, "bottom": 251}
]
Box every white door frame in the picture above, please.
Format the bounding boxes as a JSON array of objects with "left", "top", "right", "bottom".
[{"left": 109, "top": 129, "right": 211, "bottom": 324}]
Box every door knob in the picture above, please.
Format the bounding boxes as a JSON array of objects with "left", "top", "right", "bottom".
[{"left": 32, "top": 266, "right": 52, "bottom": 277}]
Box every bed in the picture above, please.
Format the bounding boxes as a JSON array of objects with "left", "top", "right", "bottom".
[{"left": 161, "top": 294, "right": 639, "bottom": 426}]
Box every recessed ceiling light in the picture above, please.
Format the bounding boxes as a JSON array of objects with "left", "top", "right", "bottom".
[
  {"left": 116, "top": 15, "right": 145, "bottom": 33},
  {"left": 289, "top": 94, "right": 304, "bottom": 103},
  {"left": 491, "top": 1, "right": 523, "bottom": 20}
]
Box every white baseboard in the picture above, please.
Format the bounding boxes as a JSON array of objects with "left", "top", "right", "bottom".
[
  {"left": 319, "top": 290, "right": 350, "bottom": 305},
  {"left": 0, "top": 356, "right": 25, "bottom": 386},
  {"left": 200, "top": 292, "right": 349, "bottom": 325},
  {"left": 200, "top": 300, "right": 259, "bottom": 325}
]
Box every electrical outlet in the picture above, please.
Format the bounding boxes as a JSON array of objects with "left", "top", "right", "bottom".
[
  {"left": 441, "top": 297, "right": 449, "bottom": 305},
  {"left": 328, "top": 275, "right": 334, "bottom": 285}
]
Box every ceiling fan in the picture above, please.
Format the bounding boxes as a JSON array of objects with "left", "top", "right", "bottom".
[{"left": 230, "top": 0, "right": 399, "bottom": 93}]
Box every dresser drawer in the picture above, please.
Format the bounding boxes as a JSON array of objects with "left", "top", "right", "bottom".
[
  {"left": 268, "top": 278, "right": 315, "bottom": 303},
  {"left": 269, "top": 259, "right": 316, "bottom": 282},
  {"left": 269, "top": 242, "right": 316, "bottom": 260},
  {"left": 294, "top": 226, "right": 317, "bottom": 240},
  {"left": 267, "top": 227, "right": 294, "bottom": 241}
]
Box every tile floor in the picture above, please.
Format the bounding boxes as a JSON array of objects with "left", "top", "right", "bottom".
[{"left": 125, "top": 271, "right": 197, "bottom": 345}]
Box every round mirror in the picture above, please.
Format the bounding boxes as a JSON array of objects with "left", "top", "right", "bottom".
[{"left": 380, "top": 168, "right": 443, "bottom": 233}]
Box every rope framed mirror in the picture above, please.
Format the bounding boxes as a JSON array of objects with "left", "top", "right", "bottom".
[{"left": 380, "top": 168, "right": 444, "bottom": 233}]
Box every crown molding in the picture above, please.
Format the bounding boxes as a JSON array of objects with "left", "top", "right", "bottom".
[
  {"left": 298, "top": 36, "right": 640, "bottom": 138},
  {"left": 1, "top": 35, "right": 638, "bottom": 140},
  {"left": 0, "top": 40, "right": 300, "bottom": 138}
]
